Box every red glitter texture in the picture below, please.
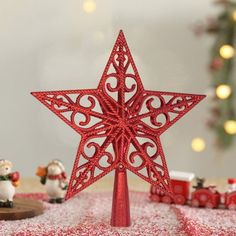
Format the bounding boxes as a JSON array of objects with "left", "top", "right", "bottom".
[{"left": 31, "top": 30, "right": 205, "bottom": 227}]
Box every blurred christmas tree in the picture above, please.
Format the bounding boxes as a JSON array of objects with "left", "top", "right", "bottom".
[{"left": 196, "top": 0, "right": 236, "bottom": 148}]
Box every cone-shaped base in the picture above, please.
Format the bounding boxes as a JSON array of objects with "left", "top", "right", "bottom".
[{"left": 110, "top": 168, "right": 131, "bottom": 227}]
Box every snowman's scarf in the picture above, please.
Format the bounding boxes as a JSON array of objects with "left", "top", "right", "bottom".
[
  {"left": 47, "top": 172, "right": 66, "bottom": 181},
  {"left": 0, "top": 174, "right": 11, "bottom": 181}
]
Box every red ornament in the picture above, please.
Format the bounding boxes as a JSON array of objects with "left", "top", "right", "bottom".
[
  {"left": 209, "top": 58, "right": 223, "bottom": 71},
  {"left": 31, "top": 30, "right": 205, "bottom": 227},
  {"left": 10, "top": 171, "right": 20, "bottom": 182}
]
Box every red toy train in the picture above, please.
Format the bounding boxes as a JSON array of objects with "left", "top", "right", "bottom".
[{"left": 150, "top": 171, "right": 236, "bottom": 209}]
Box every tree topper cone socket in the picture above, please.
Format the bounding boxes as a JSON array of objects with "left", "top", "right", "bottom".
[{"left": 32, "top": 30, "right": 205, "bottom": 227}]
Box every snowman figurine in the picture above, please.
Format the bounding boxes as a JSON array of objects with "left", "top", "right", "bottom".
[
  {"left": 0, "top": 159, "right": 20, "bottom": 208},
  {"left": 36, "top": 159, "right": 68, "bottom": 203}
]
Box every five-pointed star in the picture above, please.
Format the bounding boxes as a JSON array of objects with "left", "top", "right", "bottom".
[{"left": 32, "top": 30, "right": 205, "bottom": 199}]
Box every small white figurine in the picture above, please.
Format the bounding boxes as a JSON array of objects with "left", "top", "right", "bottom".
[
  {"left": 227, "top": 178, "right": 236, "bottom": 193},
  {"left": 36, "top": 159, "right": 68, "bottom": 203},
  {"left": 0, "top": 159, "right": 20, "bottom": 208}
]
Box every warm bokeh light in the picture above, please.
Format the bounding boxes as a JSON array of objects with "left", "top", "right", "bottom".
[
  {"left": 219, "top": 45, "right": 235, "bottom": 59},
  {"left": 224, "top": 120, "right": 236, "bottom": 135},
  {"left": 215, "top": 84, "right": 232, "bottom": 99},
  {"left": 83, "top": 0, "right": 96, "bottom": 13},
  {"left": 191, "top": 137, "right": 206, "bottom": 152},
  {"left": 233, "top": 10, "right": 236, "bottom": 21}
]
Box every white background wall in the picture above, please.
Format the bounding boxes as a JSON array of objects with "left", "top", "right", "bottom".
[{"left": 0, "top": 0, "right": 235, "bottom": 177}]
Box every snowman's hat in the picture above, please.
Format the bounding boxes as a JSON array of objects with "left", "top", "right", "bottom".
[
  {"left": 0, "top": 159, "right": 12, "bottom": 168},
  {"left": 48, "top": 159, "right": 65, "bottom": 172}
]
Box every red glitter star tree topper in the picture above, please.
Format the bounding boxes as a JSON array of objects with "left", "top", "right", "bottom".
[{"left": 32, "top": 30, "right": 205, "bottom": 227}]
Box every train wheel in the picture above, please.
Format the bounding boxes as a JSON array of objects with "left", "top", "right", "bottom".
[
  {"left": 228, "top": 204, "right": 236, "bottom": 210},
  {"left": 162, "top": 196, "right": 172, "bottom": 204},
  {"left": 150, "top": 195, "right": 160, "bottom": 202},
  {"left": 174, "top": 195, "right": 185, "bottom": 205},
  {"left": 191, "top": 199, "right": 199, "bottom": 207},
  {"left": 206, "top": 202, "right": 214, "bottom": 209}
]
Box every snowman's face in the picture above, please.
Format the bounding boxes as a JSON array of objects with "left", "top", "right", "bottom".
[
  {"left": 47, "top": 164, "right": 62, "bottom": 175},
  {"left": 0, "top": 164, "right": 12, "bottom": 176}
]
